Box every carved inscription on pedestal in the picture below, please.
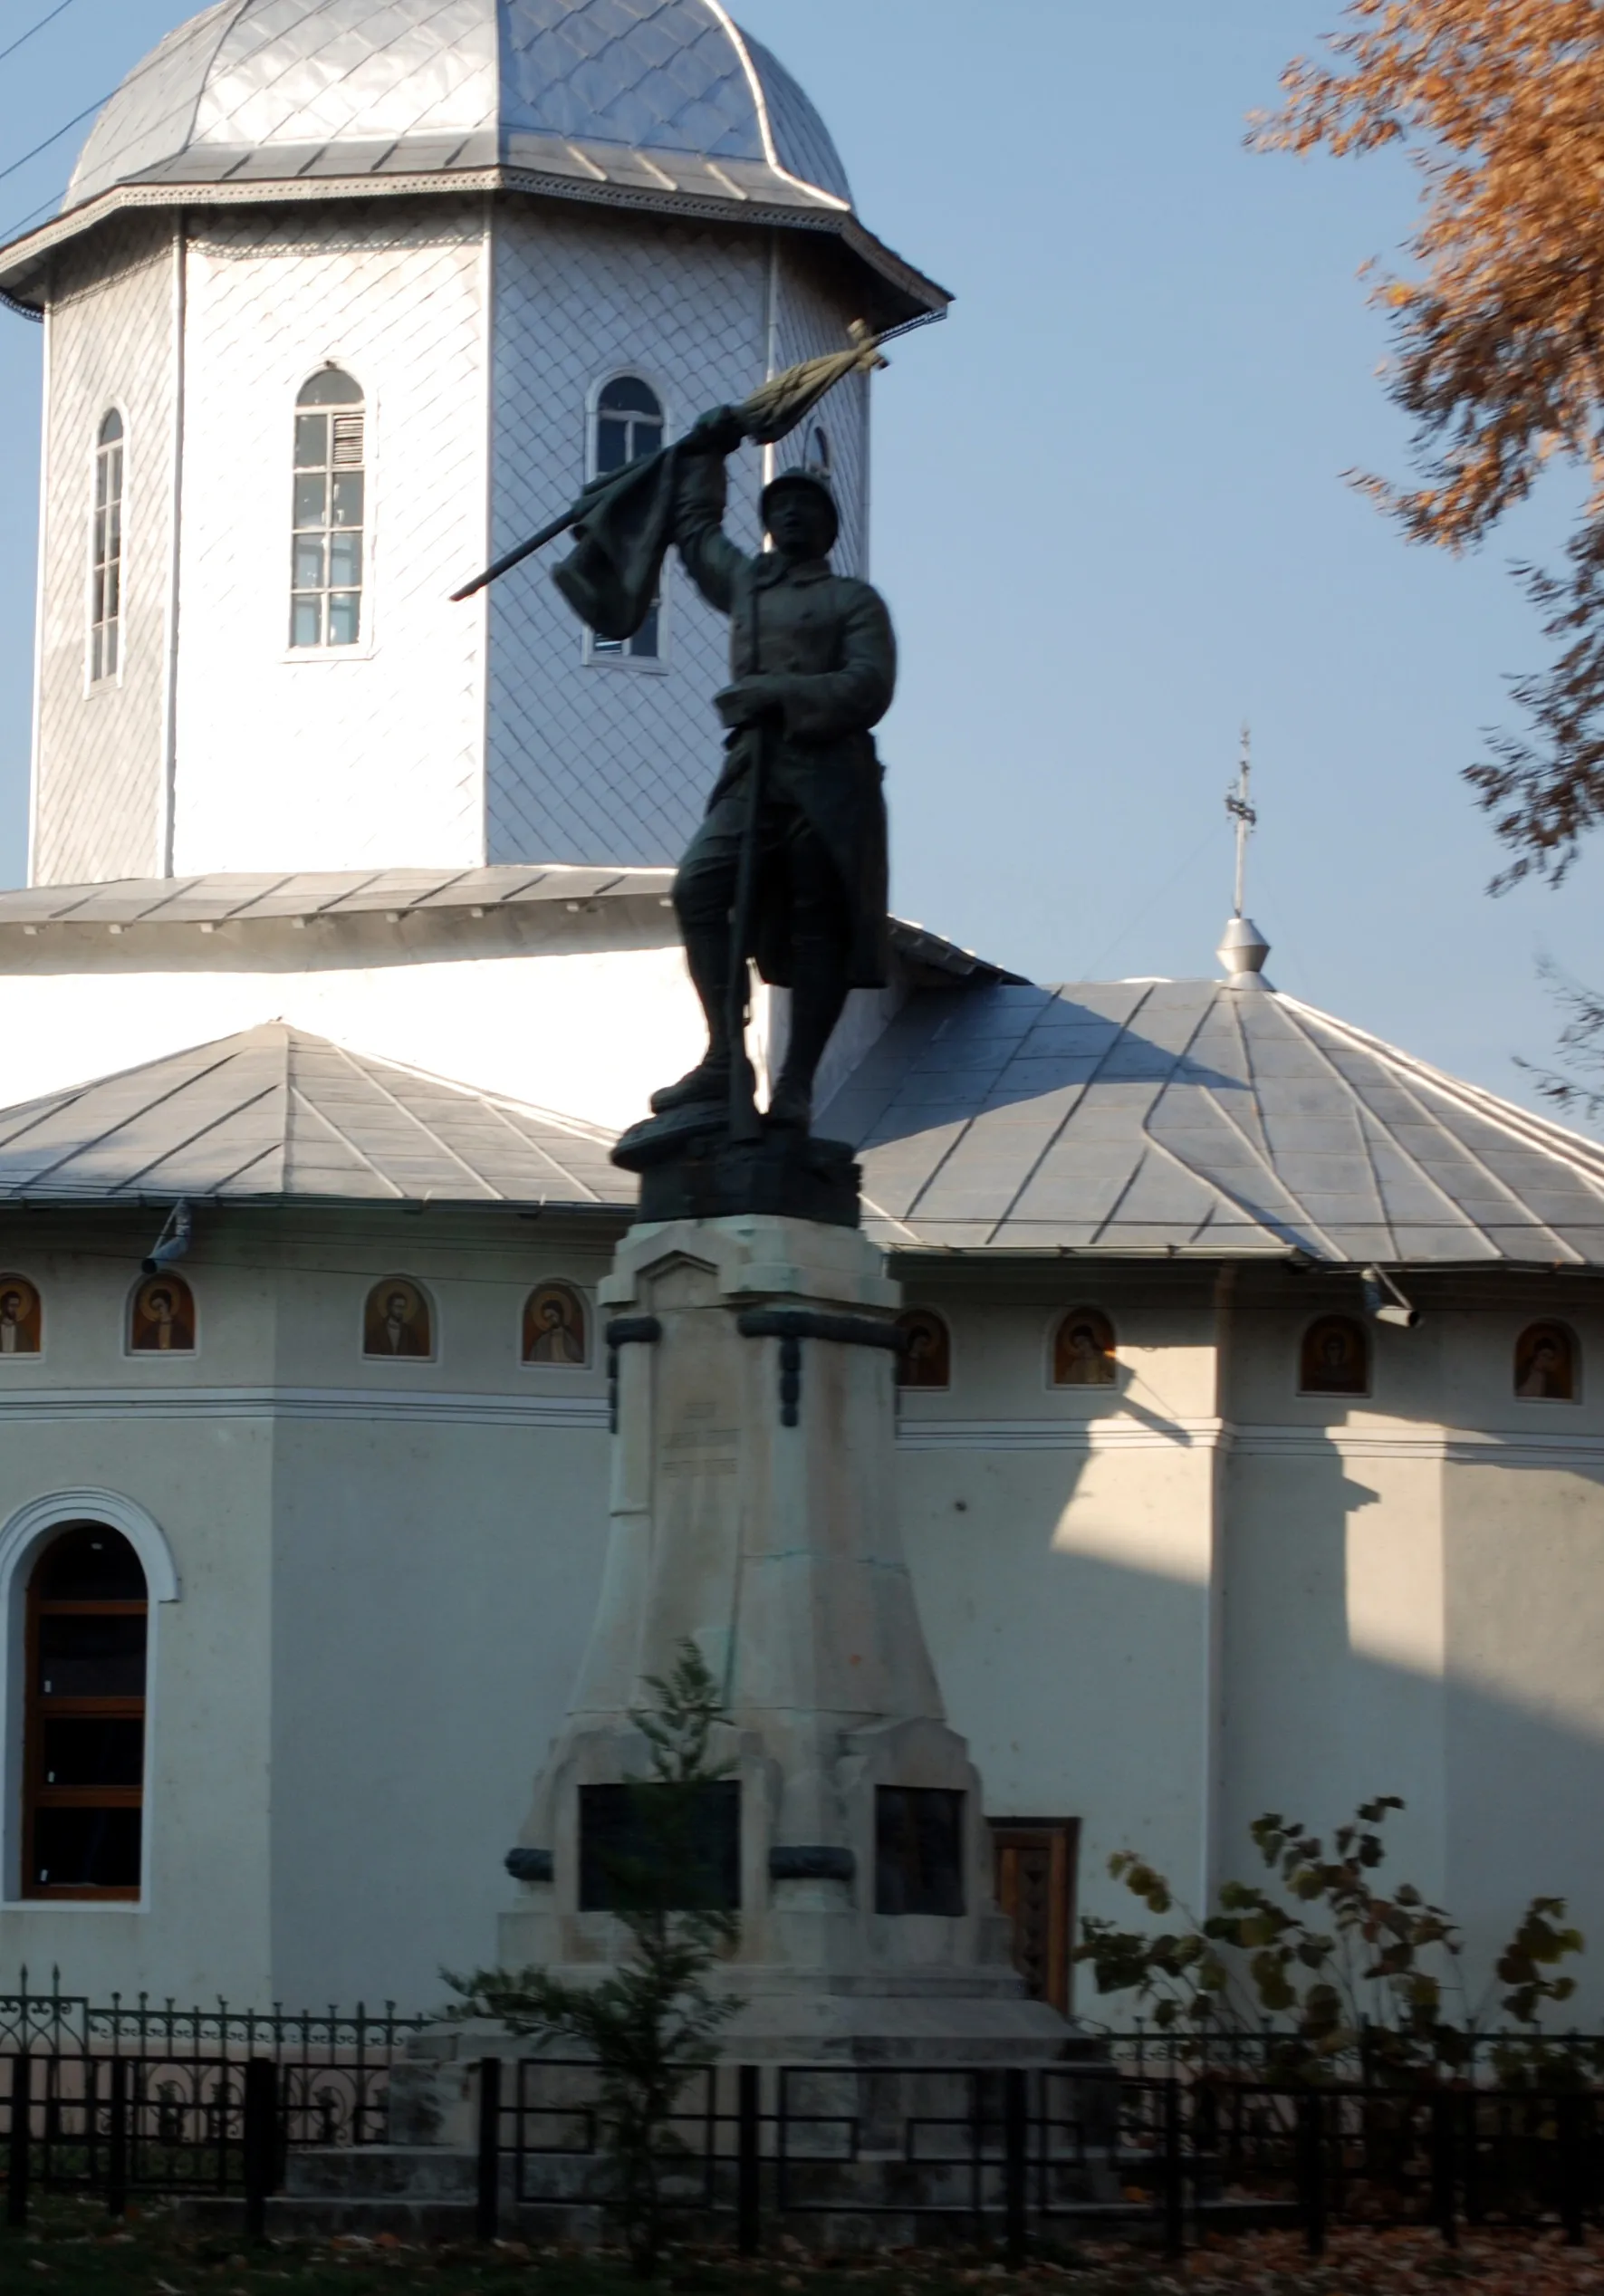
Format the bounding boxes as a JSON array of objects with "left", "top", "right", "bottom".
[
  {"left": 642, "top": 1258, "right": 745, "bottom": 1666},
  {"left": 661, "top": 1398, "right": 738, "bottom": 1479}
]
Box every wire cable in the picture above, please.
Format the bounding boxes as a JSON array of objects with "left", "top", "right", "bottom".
[
  {"left": 0, "top": 0, "right": 77, "bottom": 72},
  {"left": 0, "top": 2, "right": 228, "bottom": 198},
  {"left": 0, "top": 184, "right": 65, "bottom": 243},
  {"left": 0, "top": 85, "right": 114, "bottom": 188},
  {"left": 1081, "top": 820, "right": 1230, "bottom": 981}
]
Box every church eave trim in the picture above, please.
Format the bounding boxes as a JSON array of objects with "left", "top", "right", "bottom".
[{"left": 0, "top": 168, "right": 949, "bottom": 325}]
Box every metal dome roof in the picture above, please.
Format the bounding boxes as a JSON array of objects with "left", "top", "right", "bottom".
[{"left": 68, "top": 0, "right": 852, "bottom": 211}]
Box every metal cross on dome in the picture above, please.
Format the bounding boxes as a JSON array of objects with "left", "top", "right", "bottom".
[{"left": 1225, "top": 725, "right": 1257, "bottom": 918}]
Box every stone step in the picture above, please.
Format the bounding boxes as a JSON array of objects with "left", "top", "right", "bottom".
[
  {"left": 284, "top": 2146, "right": 477, "bottom": 2199},
  {"left": 178, "top": 2195, "right": 479, "bottom": 2241}
]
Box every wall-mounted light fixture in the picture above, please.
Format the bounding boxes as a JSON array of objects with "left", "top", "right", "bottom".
[{"left": 141, "top": 1200, "right": 192, "bottom": 1278}]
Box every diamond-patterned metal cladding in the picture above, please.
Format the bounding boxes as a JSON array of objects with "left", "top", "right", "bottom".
[
  {"left": 171, "top": 207, "right": 488, "bottom": 875},
  {"left": 33, "top": 188, "right": 877, "bottom": 882},
  {"left": 69, "top": 0, "right": 853, "bottom": 212},
  {"left": 34, "top": 215, "right": 177, "bottom": 886}
]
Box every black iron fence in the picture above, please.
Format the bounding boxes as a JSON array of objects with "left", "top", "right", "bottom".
[
  {"left": 2, "top": 1989, "right": 1604, "bottom": 2261},
  {"left": 1101, "top": 2020, "right": 1604, "bottom": 2088},
  {"left": 0, "top": 1970, "right": 427, "bottom": 2059},
  {"left": 486, "top": 2058, "right": 1604, "bottom": 2261},
  {"left": 1, "top": 1974, "right": 428, "bottom": 2241}
]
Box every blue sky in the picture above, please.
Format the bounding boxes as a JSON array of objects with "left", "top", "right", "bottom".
[{"left": 0, "top": 0, "right": 1597, "bottom": 1112}]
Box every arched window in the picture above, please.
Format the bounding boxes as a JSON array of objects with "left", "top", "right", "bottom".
[
  {"left": 291, "top": 368, "right": 365, "bottom": 649},
  {"left": 590, "top": 375, "right": 664, "bottom": 661},
  {"left": 1052, "top": 1308, "right": 1116, "bottom": 1388},
  {"left": 363, "top": 1276, "right": 433, "bottom": 1360},
  {"left": 24, "top": 1524, "right": 147, "bottom": 1898},
  {"left": 1300, "top": 1315, "right": 1369, "bottom": 1398},
  {"left": 896, "top": 1308, "right": 950, "bottom": 1389},
  {"left": 1515, "top": 1320, "right": 1579, "bottom": 1402},
  {"left": 523, "top": 1282, "right": 588, "bottom": 1367},
  {"left": 90, "top": 409, "right": 124, "bottom": 682},
  {"left": 0, "top": 1274, "right": 42, "bottom": 1355},
  {"left": 129, "top": 1273, "right": 196, "bottom": 1355}
]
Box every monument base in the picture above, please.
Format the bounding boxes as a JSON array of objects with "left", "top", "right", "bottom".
[
  {"left": 493, "top": 1209, "right": 1076, "bottom": 2076},
  {"left": 612, "top": 1112, "right": 861, "bottom": 1230}
]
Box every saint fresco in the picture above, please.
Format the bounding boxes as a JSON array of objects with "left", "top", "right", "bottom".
[
  {"left": 130, "top": 1274, "right": 196, "bottom": 1354},
  {"left": 1515, "top": 1321, "right": 1577, "bottom": 1401},
  {"left": 523, "top": 1282, "right": 587, "bottom": 1367},
  {"left": 896, "top": 1308, "right": 950, "bottom": 1389},
  {"left": 1052, "top": 1309, "right": 1117, "bottom": 1388},
  {"left": 364, "top": 1278, "right": 432, "bottom": 1359},
  {"left": 0, "top": 1275, "right": 41, "bottom": 1355},
  {"left": 1300, "top": 1315, "right": 1369, "bottom": 1397}
]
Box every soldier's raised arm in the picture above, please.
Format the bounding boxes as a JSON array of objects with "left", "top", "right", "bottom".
[{"left": 673, "top": 406, "right": 750, "bottom": 612}]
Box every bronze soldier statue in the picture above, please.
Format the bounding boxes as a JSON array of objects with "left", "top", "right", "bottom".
[
  {"left": 452, "top": 334, "right": 913, "bottom": 1186},
  {"left": 647, "top": 406, "right": 896, "bottom": 1135}
]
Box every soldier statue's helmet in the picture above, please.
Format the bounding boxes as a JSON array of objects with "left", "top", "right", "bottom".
[{"left": 761, "top": 466, "right": 840, "bottom": 553}]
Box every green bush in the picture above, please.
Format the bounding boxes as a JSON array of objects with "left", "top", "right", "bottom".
[{"left": 1076, "top": 1796, "right": 1585, "bottom": 2084}]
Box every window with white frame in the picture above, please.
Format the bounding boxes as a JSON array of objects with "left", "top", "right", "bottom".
[
  {"left": 90, "top": 409, "right": 124, "bottom": 683},
  {"left": 291, "top": 368, "right": 365, "bottom": 649},
  {"left": 22, "top": 1523, "right": 147, "bottom": 1899},
  {"left": 590, "top": 375, "right": 664, "bottom": 661}
]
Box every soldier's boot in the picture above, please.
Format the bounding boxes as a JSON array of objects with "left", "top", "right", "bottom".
[
  {"left": 766, "top": 939, "right": 849, "bottom": 1131},
  {"left": 649, "top": 919, "right": 752, "bottom": 1114}
]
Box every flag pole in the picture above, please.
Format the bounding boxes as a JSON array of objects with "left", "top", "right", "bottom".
[
  {"left": 447, "top": 315, "right": 930, "bottom": 604},
  {"left": 725, "top": 579, "right": 768, "bottom": 1147}
]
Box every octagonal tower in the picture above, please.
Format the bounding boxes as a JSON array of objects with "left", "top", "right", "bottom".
[{"left": 0, "top": 0, "right": 946, "bottom": 884}]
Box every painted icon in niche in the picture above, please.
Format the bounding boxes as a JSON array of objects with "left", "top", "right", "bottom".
[
  {"left": 0, "top": 1275, "right": 41, "bottom": 1355},
  {"left": 1299, "top": 1314, "right": 1369, "bottom": 1397},
  {"left": 363, "top": 1277, "right": 432, "bottom": 1359},
  {"left": 130, "top": 1273, "right": 196, "bottom": 1354},
  {"left": 523, "top": 1282, "right": 588, "bottom": 1367},
  {"left": 1515, "top": 1321, "right": 1578, "bottom": 1401},
  {"left": 1052, "top": 1308, "right": 1116, "bottom": 1388},
  {"left": 896, "top": 1308, "right": 950, "bottom": 1389}
]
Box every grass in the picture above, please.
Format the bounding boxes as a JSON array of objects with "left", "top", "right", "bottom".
[{"left": 5, "top": 2192, "right": 1604, "bottom": 2295}]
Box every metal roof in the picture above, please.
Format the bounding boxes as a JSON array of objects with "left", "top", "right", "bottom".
[
  {"left": 68, "top": 0, "right": 852, "bottom": 212},
  {"left": 0, "top": 1022, "right": 629, "bottom": 1206},
  {"left": 0, "top": 864, "right": 673, "bottom": 927},
  {"left": 0, "top": 3, "right": 947, "bottom": 326},
  {"left": 0, "top": 868, "right": 1016, "bottom": 984},
  {"left": 5, "top": 974, "right": 1588, "bottom": 1263},
  {"left": 822, "top": 978, "right": 1604, "bottom": 1267}
]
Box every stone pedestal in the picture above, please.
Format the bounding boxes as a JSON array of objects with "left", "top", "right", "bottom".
[{"left": 499, "top": 1212, "right": 1068, "bottom": 2063}]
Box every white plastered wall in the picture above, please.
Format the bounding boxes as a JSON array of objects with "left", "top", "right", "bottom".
[
  {"left": 33, "top": 217, "right": 177, "bottom": 886},
  {"left": 894, "top": 1279, "right": 1225, "bottom": 1968},
  {"left": 8, "top": 1243, "right": 1604, "bottom": 2011},
  {"left": 0, "top": 912, "right": 708, "bottom": 1132},
  {"left": 0, "top": 1225, "right": 274, "bottom": 2001},
  {"left": 1218, "top": 1285, "right": 1604, "bottom": 2017},
  {"left": 0, "top": 1206, "right": 620, "bottom": 2008},
  {"left": 170, "top": 205, "right": 489, "bottom": 874}
]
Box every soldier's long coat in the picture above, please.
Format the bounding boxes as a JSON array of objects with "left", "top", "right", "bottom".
[{"left": 674, "top": 456, "right": 895, "bottom": 988}]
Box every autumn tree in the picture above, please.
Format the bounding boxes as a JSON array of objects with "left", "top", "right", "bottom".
[{"left": 1257, "top": 3, "right": 1604, "bottom": 883}]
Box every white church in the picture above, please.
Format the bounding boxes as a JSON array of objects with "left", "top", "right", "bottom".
[{"left": 1, "top": 0, "right": 1603, "bottom": 2028}]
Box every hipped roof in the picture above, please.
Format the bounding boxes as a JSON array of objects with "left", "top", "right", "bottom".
[
  {"left": 6, "top": 983, "right": 1604, "bottom": 1270},
  {"left": 826, "top": 979, "right": 1604, "bottom": 1267},
  {"left": 0, "top": 1023, "right": 628, "bottom": 1208}
]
